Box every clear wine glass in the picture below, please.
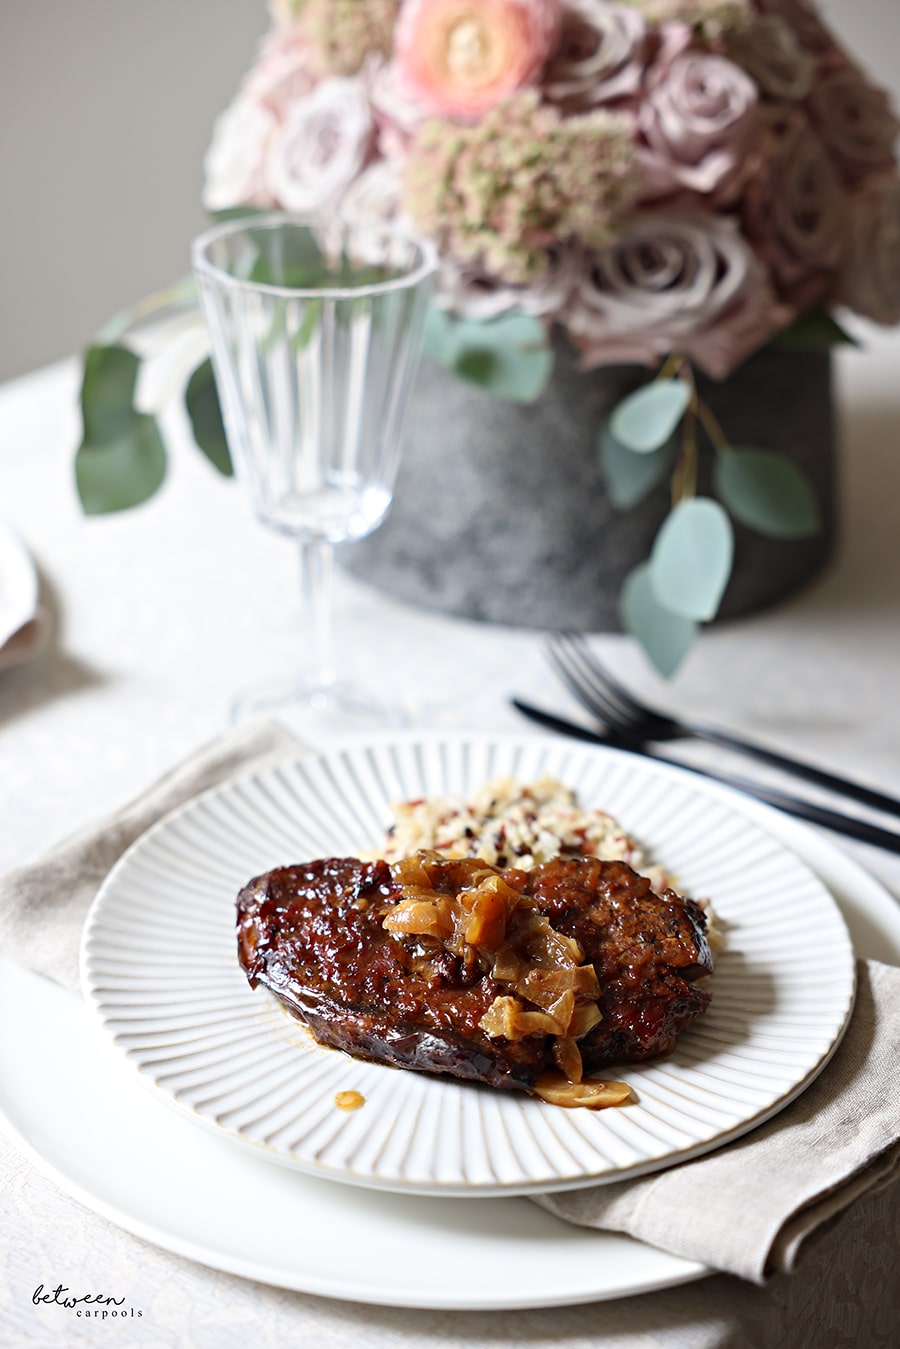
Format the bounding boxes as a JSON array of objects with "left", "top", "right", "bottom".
[{"left": 192, "top": 212, "right": 436, "bottom": 726}]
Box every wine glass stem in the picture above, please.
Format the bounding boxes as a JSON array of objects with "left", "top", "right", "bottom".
[{"left": 299, "top": 537, "right": 336, "bottom": 691}]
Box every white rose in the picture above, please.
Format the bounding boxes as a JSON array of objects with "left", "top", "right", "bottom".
[
  {"left": 203, "top": 99, "right": 278, "bottom": 213},
  {"left": 266, "top": 78, "right": 374, "bottom": 212},
  {"left": 340, "top": 159, "right": 405, "bottom": 225},
  {"left": 436, "top": 248, "right": 581, "bottom": 320}
]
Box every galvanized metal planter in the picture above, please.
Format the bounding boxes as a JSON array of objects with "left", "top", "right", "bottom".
[{"left": 342, "top": 344, "right": 836, "bottom": 630}]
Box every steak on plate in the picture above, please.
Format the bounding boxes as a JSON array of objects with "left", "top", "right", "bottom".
[{"left": 236, "top": 853, "right": 713, "bottom": 1097}]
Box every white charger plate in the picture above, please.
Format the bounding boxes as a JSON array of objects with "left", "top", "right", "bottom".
[
  {"left": 3, "top": 791, "right": 897, "bottom": 1309},
  {"left": 80, "top": 735, "right": 856, "bottom": 1197},
  {"left": 0, "top": 960, "right": 705, "bottom": 1310}
]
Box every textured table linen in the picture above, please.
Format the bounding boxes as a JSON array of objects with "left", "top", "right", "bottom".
[{"left": 2, "top": 326, "right": 900, "bottom": 1348}]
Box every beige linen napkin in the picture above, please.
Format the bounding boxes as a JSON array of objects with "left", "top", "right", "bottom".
[
  {"left": 536, "top": 960, "right": 900, "bottom": 1284},
  {"left": 1, "top": 724, "right": 898, "bottom": 1287},
  {"left": 0, "top": 721, "right": 305, "bottom": 992}
]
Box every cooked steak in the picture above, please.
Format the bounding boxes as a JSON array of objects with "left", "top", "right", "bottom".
[
  {"left": 236, "top": 853, "right": 713, "bottom": 1096},
  {"left": 526, "top": 857, "right": 713, "bottom": 1068}
]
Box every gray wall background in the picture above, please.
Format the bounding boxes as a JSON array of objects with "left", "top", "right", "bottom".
[{"left": 1, "top": 0, "right": 898, "bottom": 383}]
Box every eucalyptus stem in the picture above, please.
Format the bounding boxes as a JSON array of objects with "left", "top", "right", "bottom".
[
  {"left": 672, "top": 404, "right": 699, "bottom": 507},
  {"left": 657, "top": 352, "right": 685, "bottom": 382},
  {"left": 695, "top": 399, "right": 729, "bottom": 453},
  {"left": 683, "top": 405, "right": 699, "bottom": 499},
  {"left": 97, "top": 277, "right": 198, "bottom": 346}
]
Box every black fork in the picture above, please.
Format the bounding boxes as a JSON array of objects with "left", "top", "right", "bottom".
[{"left": 546, "top": 632, "right": 900, "bottom": 819}]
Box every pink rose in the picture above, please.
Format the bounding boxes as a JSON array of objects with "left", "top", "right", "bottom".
[
  {"left": 242, "top": 29, "right": 318, "bottom": 116},
  {"left": 838, "top": 176, "right": 900, "bottom": 325},
  {"left": 566, "top": 211, "right": 779, "bottom": 378},
  {"left": 542, "top": 1, "right": 646, "bottom": 108},
  {"left": 265, "top": 78, "right": 374, "bottom": 212},
  {"left": 436, "top": 247, "right": 580, "bottom": 318},
  {"left": 639, "top": 49, "right": 759, "bottom": 199},
  {"left": 369, "top": 60, "right": 428, "bottom": 158},
  {"left": 339, "top": 159, "right": 405, "bottom": 225},
  {"left": 393, "top": 0, "right": 562, "bottom": 119},
  {"left": 808, "top": 68, "right": 900, "bottom": 183},
  {"left": 744, "top": 115, "right": 847, "bottom": 308},
  {"left": 727, "top": 15, "right": 814, "bottom": 101},
  {"left": 754, "top": 0, "right": 832, "bottom": 54},
  {"left": 203, "top": 100, "right": 278, "bottom": 212}
]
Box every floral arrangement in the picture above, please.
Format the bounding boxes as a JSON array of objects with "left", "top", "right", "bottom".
[
  {"left": 76, "top": 0, "right": 900, "bottom": 673},
  {"left": 205, "top": 0, "right": 900, "bottom": 375}
]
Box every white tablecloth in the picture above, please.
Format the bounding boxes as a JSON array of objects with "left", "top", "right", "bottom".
[{"left": 1, "top": 338, "right": 899, "bottom": 1347}]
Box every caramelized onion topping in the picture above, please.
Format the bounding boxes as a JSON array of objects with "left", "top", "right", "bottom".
[
  {"left": 386, "top": 852, "right": 612, "bottom": 1081},
  {"left": 533, "top": 1073, "right": 633, "bottom": 1110}
]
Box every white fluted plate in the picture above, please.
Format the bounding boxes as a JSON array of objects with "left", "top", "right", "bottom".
[{"left": 81, "top": 733, "right": 856, "bottom": 1197}]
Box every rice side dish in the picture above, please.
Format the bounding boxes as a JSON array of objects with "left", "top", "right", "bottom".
[{"left": 371, "top": 775, "right": 671, "bottom": 892}]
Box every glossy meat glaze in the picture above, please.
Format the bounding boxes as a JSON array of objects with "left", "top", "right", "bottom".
[{"left": 236, "top": 855, "right": 713, "bottom": 1093}]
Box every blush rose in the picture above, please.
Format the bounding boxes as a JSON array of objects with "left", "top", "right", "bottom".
[
  {"left": 639, "top": 48, "right": 760, "bottom": 199},
  {"left": 567, "top": 211, "right": 780, "bottom": 378},
  {"left": 542, "top": 1, "right": 646, "bottom": 108}
]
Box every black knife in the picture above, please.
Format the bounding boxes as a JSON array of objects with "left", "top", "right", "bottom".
[{"left": 511, "top": 699, "right": 900, "bottom": 857}]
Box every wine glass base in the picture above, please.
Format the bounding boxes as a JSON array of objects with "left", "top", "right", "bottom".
[{"left": 229, "top": 676, "right": 409, "bottom": 735}]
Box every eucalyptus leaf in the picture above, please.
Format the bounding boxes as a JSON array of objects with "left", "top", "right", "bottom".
[
  {"left": 423, "top": 306, "right": 455, "bottom": 364},
  {"left": 599, "top": 428, "right": 675, "bottom": 510},
  {"left": 249, "top": 226, "right": 326, "bottom": 289},
  {"left": 714, "top": 448, "right": 821, "bottom": 539},
  {"left": 423, "top": 308, "right": 554, "bottom": 403},
  {"left": 210, "top": 206, "right": 268, "bottom": 224},
  {"left": 456, "top": 347, "right": 500, "bottom": 386},
  {"left": 293, "top": 297, "right": 323, "bottom": 352},
  {"left": 185, "top": 359, "right": 232, "bottom": 477},
  {"left": 772, "top": 307, "right": 859, "bottom": 351},
  {"left": 75, "top": 413, "right": 167, "bottom": 514},
  {"left": 620, "top": 562, "right": 698, "bottom": 678},
  {"left": 610, "top": 379, "right": 691, "bottom": 454},
  {"left": 80, "top": 344, "right": 141, "bottom": 443},
  {"left": 650, "top": 497, "right": 734, "bottom": 621}
]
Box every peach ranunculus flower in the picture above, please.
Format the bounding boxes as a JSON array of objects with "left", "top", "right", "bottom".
[{"left": 393, "top": 0, "right": 562, "bottom": 119}]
